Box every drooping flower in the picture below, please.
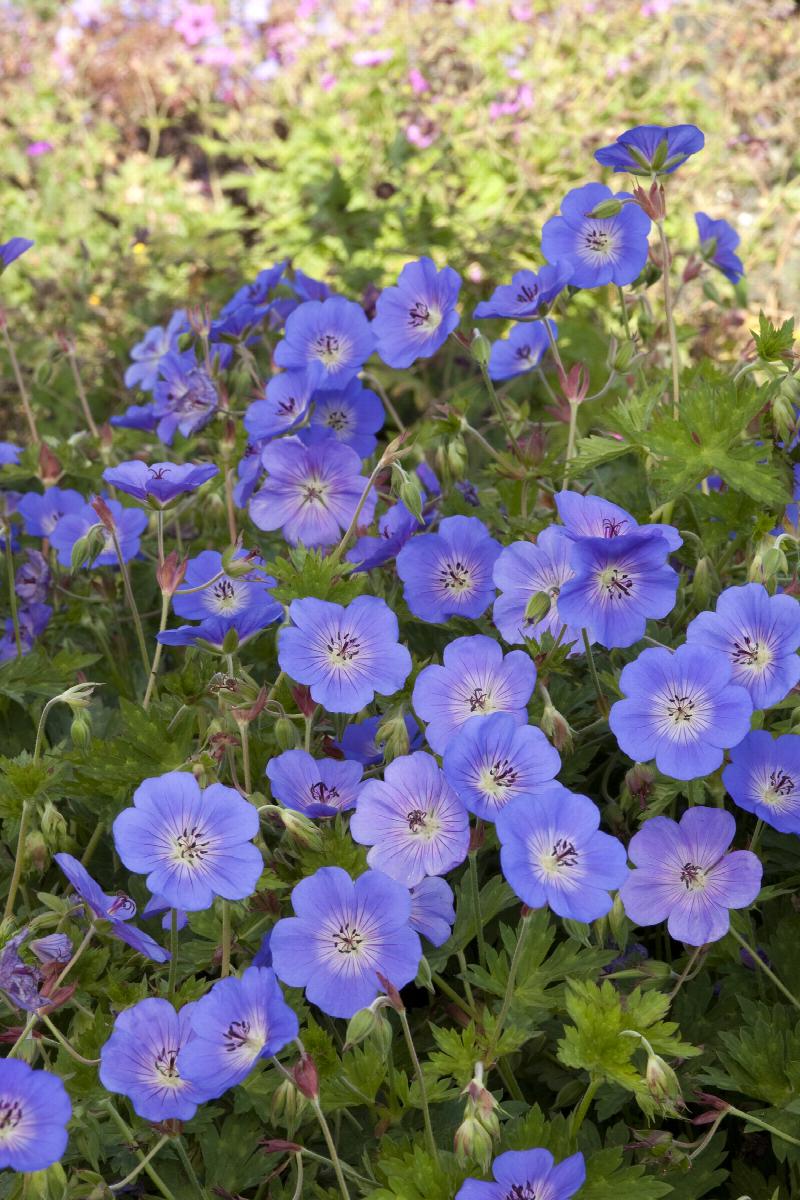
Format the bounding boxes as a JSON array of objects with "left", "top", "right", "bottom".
[
  {"left": 54, "top": 853, "right": 170, "bottom": 962},
  {"left": 172, "top": 549, "right": 281, "bottom": 626},
  {"left": 488, "top": 320, "right": 556, "bottom": 381},
  {"left": 686, "top": 583, "right": 800, "bottom": 710},
  {"left": 30, "top": 933, "right": 72, "bottom": 965},
  {"left": 112, "top": 772, "right": 263, "bottom": 911},
  {"left": 110, "top": 402, "right": 159, "bottom": 432},
  {"left": 695, "top": 212, "right": 744, "bottom": 284},
  {"left": 456, "top": 1148, "right": 586, "bottom": 1200},
  {"left": 553, "top": 488, "right": 682, "bottom": 552},
  {"left": 610, "top": 644, "right": 753, "bottom": 780},
  {"left": 620, "top": 807, "right": 762, "bottom": 945},
  {"left": 474, "top": 262, "right": 573, "bottom": 320},
  {"left": 331, "top": 713, "right": 424, "bottom": 765},
  {"left": 492, "top": 527, "right": 580, "bottom": 647},
  {"left": 249, "top": 437, "right": 375, "bottom": 548},
  {"left": 17, "top": 487, "right": 84, "bottom": 537},
  {"left": 270, "top": 866, "right": 422, "bottom": 1018},
  {"left": 300, "top": 379, "right": 385, "bottom": 459},
  {"left": 541, "top": 182, "right": 651, "bottom": 288},
  {"left": 594, "top": 123, "right": 705, "bottom": 176},
  {"left": 409, "top": 877, "right": 455, "bottom": 946},
  {"left": 347, "top": 500, "right": 424, "bottom": 571},
  {"left": 0, "top": 1060, "right": 71, "bottom": 1172},
  {"left": 278, "top": 596, "right": 412, "bottom": 714},
  {"left": 99, "top": 998, "right": 208, "bottom": 1121},
  {"left": 0, "top": 930, "right": 42, "bottom": 1012},
  {"left": 158, "top": 606, "right": 279, "bottom": 652},
  {"left": 442, "top": 712, "right": 561, "bottom": 821},
  {"left": 372, "top": 257, "right": 461, "bottom": 369},
  {"left": 243, "top": 371, "right": 314, "bottom": 442},
  {"left": 274, "top": 297, "right": 375, "bottom": 390},
  {"left": 15, "top": 549, "right": 50, "bottom": 604},
  {"left": 50, "top": 499, "right": 148, "bottom": 567},
  {"left": 723, "top": 730, "right": 800, "bottom": 834},
  {"left": 412, "top": 635, "right": 536, "bottom": 755},
  {"left": 266, "top": 749, "right": 363, "bottom": 818},
  {"left": 396, "top": 516, "right": 502, "bottom": 623},
  {"left": 557, "top": 530, "right": 679, "bottom": 650},
  {"left": 177, "top": 967, "right": 298, "bottom": 1098},
  {"left": 350, "top": 752, "right": 470, "bottom": 886},
  {"left": 0, "top": 238, "right": 34, "bottom": 270},
  {"left": 152, "top": 350, "right": 219, "bottom": 444},
  {"left": 102, "top": 461, "right": 219, "bottom": 507},
  {"left": 124, "top": 310, "right": 186, "bottom": 392}
]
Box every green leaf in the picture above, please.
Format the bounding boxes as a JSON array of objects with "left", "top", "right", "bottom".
[
  {"left": 269, "top": 545, "right": 367, "bottom": 605},
  {"left": 752, "top": 311, "right": 795, "bottom": 361}
]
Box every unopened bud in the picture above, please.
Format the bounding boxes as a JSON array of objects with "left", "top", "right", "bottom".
[
  {"left": 376, "top": 972, "right": 405, "bottom": 1012},
  {"left": 625, "top": 761, "right": 654, "bottom": 804},
  {"left": 391, "top": 463, "right": 424, "bottom": 523},
  {"left": 292, "top": 1053, "right": 319, "bottom": 1100},
  {"left": 524, "top": 590, "right": 552, "bottom": 625},
  {"left": 607, "top": 892, "right": 629, "bottom": 948},
  {"left": 70, "top": 711, "right": 91, "bottom": 750},
  {"left": 220, "top": 544, "right": 258, "bottom": 578},
  {"left": 701, "top": 278, "right": 721, "bottom": 305},
  {"left": 470, "top": 329, "right": 491, "bottom": 367},
  {"left": 40, "top": 801, "right": 67, "bottom": 846},
  {"left": 90, "top": 496, "right": 115, "bottom": 532},
  {"left": 645, "top": 1052, "right": 682, "bottom": 1105},
  {"left": 70, "top": 524, "right": 106, "bottom": 572},
  {"left": 587, "top": 198, "right": 624, "bottom": 219},
  {"left": 38, "top": 444, "right": 61, "bottom": 484},
  {"left": 691, "top": 556, "right": 714, "bottom": 609},
  {"left": 275, "top": 807, "right": 323, "bottom": 850},
  {"left": 447, "top": 436, "right": 468, "bottom": 480},
  {"left": 270, "top": 1078, "right": 307, "bottom": 1126},
  {"left": 25, "top": 830, "right": 48, "bottom": 874},
  {"left": 375, "top": 707, "right": 410, "bottom": 764},
  {"left": 612, "top": 338, "right": 636, "bottom": 373},
  {"left": 290, "top": 684, "right": 316, "bottom": 718},
  {"left": 156, "top": 551, "right": 188, "bottom": 598},
  {"left": 454, "top": 1115, "right": 494, "bottom": 1171},
  {"left": 274, "top": 716, "right": 299, "bottom": 750},
  {"left": 540, "top": 702, "right": 574, "bottom": 753}
]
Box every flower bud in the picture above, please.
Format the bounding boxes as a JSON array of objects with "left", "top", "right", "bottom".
[
  {"left": 270, "top": 1078, "right": 307, "bottom": 1127},
  {"left": 612, "top": 338, "right": 636, "bottom": 373},
  {"left": 625, "top": 761, "right": 654, "bottom": 805},
  {"left": 607, "top": 892, "right": 629, "bottom": 948},
  {"left": 25, "top": 829, "right": 49, "bottom": 874},
  {"left": 632, "top": 181, "right": 666, "bottom": 222},
  {"left": 470, "top": 329, "right": 491, "bottom": 367},
  {"left": 292, "top": 1052, "right": 319, "bottom": 1100},
  {"left": 376, "top": 972, "right": 405, "bottom": 1013},
  {"left": 90, "top": 496, "right": 115, "bottom": 532},
  {"left": 524, "top": 590, "right": 552, "bottom": 625},
  {"left": 40, "top": 801, "right": 67, "bottom": 846},
  {"left": 221, "top": 544, "right": 260, "bottom": 578},
  {"left": 38, "top": 443, "right": 62, "bottom": 485},
  {"left": 586, "top": 198, "right": 624, "bottom": 219},
  {"left": 70, "top": 525, "right": 106, "bottom": 573},
  {"left": 375, "top": 706, "right": 410, "bottom": 763},
  {"left": 344, "top": 1007, "right": 379, "bottom": 1050},
  {"left": 645, "top": 1052, "right": 682, "bottom": 1106},
  {"left": 540, "top": 701, "right": 574, "bottom": 754},
  {"left": 454, "top": 1115, "right": 494, "bottom": 1171},
  {"left": 691, "top": 556, "right": 714, "bottom": 610},
  {"left": 391, "top": 463, "right": 424, "bottom": 523},
  {"left": 276, "top": 807, "right": 323, "bottom": 850},
  {"left": 156, "top": 551, "right": 188, "bottom": 598},
  {"left": 447, "top": 436, "right": 468, "bottom": 481},
  {"left": 274, "top": 716, "right": 299, "bottom": 750},
  {"left": 70, "top": 710, "right": 92, "bottom": 749}
]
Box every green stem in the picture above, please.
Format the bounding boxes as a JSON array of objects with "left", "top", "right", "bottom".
[
  {"left": 668, "top": 944, "right": 704, "bottom": 1002},
  {"left": 81, "top": 820, "right": 105, "bottom": 868},
  {"left": 104, "top": 1102, "right": 179, "bottom": 1200},
  {"left": 729, "top": 927, "right": 800, "bottom": 1012},
  {"left": 562, "top": 399, "right": 579, "bottom": 489},
  {"left": 544, "top": 317, "right": 567, "bottom": 376},
  {"left": 109, "top": 525, "right": 152, "bottom": 679},
  {"left": 728, "top": 1104, "right": 800, "bottom": 1147},
  {"left": 39, "top": 1013, "right": 100, "bottom": 1065},
  {"left": 656, "top": 221, "right": 680, "bottom": 418},
  {"left": 570, "top": 1075, "right": 600, "bottom": 1144},
  {"left": 6, "top": 1012, "right": 38, "bottom": 1059},
  {"left": 330, "top": 449, "right": 398, "bottom": 566},
  {"left": 485, "top": 913, "right": 530, "bottom": 1068},
  {"left": 468, "top": 847, "right": 486, "bottom": 969},
  {"left": 220, "top": 900, "right": 232, "bottom": 978},
  {"left": 143, "top": 591, "right": 171, "bottom": 710},
  {"left": 238, "top": 721, "right": 252, "bottom": 793},
  {"left": 156, "top": 509, "right": 165, "bottom": 567},
  {"left": 463, "top": 422, "right": 518, "bottom": 471},
  {"left": 53, "top": 922, "right": 95, "bottom": 990},
  {"left": 4, "top": 534, "right": 22, "bottom": 657},
  {"left": 167, "top": 909, "right": 179, "bottom": 999},
  {"left": 479, "top": 364, "right": 523, "bottom": 463},
  {"left": 1, "top": 321, "right": 39, "bottom": 444},
  {"left": 581, "top": 629, "right": 608, "bottom": 716},
  {"left": 398, "top": 1008, "right": 439, "bottom": 1165},
  {"left": 310, "top": 1098, "right": 353, "bottom": 1200},
  {"left": 749, "top": 818, "right": 765, "bottom": 855},
  {"left": 67, "top": 346, "right": 100, "bottom": 439},
  {"left": 3, "top": 799, "right": 31, "bottom": 921},
  {"left": 616, "top": 284, "right": 634, "bottom": 344},
  {"left": 110, "top": 1134, "right": 171, "bottom": 1193},
  {"left": 431, "top": 972, "right": 476, "bottom": 1019},
  {"left": 174, "top": 1136, "right": 208, "bottom": 1198},
  {"left": 299, "top": 1146, "right": 372, "bottom": 1186},
  {"left": 457, "top": 949, "right": 477, "bottom": 1011}
]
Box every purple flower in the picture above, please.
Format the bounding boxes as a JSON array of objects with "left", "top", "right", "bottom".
[
  {"left": 274, "top": 297, "right": 375, "bottom": 390},
  {"left": 595, "top": 123, "right": 705, "bottom": 176},
  {"left": 409, "top": 877, "right": 455, "bottom": 946},
  {"left": 541, "top": 183, "right": 651, "bottom": 289},
  {"left": 695, "top": 212, "right": 744, "bottom": 284},
  {"left": 475, "top": 263, "right": 573, "bottom": 320},
  {"left": 300, "top": 379, "right": 385, "bottom": 459},
  {"left": 0, "top": 238, "right": 34, "bottom": 270},
  {"left": 102, "top": 460, "right": 219, "bottom": 507},
  {"left": 50, "top": 499, "right": 147, "bottom": 567},
  {"left": 172, "top": 549, "right": 280, "bottom": 626},
  {"left": 125, "top": 310, "right": 186, "bottom": 392},
  {"left": 686, "top": 583, "right": 800, "bottom": 710},
  {"left": 0, "top": 1060, "right": 71, "bottom": 1172},
  {"left": 18, "top": 487, "right": 84, "bottom": 537},
  {"left": 492, "top": 527, "right": 580, "bottom": 647},
  {"left": 279, "top": 596, "right": 412, "bottom": 714},
  {"left": 610, "top": 644, "right": 753, "bottom": 781},
  {"left": 177, "top": 967, "right": 298, "bottom": 1098},
  {"left": 110, "top": 402, "right": 159, "bottom": 432},
  {"left": 219, "top": 261, "right": 287, "bottom": 319},
  {"left": 54, "top": 853, "right": 170, "bottom": 962},
  {"left": 373, "top": 257, "right": 461, "bottom": 369},
  {"left": 15, "top": 549, "right": 50, "bottom": 604},
  {"left": 1, "top": 603, "right": 52, "bottom": 662},
  {"left": 723, "top": 730, "right": 800, "bottom": 834},
  {"left": 396, "top": 516, "right": 501, "bottom": 623},
  {"left": 0, "top": 443, "right": 20, "bottom": 465},
  {"left": 457, "top": 1148, "right": 585, "bottom": 1200},
  {"left": 270, "top": 866, "right": 422, "bottom": 1018},
  {"left": 412, "top": 635, "right": 536, "bottom": 755},
  {"left": 267, "top": 749, "right": 363, "bottom": 818},
  {"left": 0, "top": 930, "right": 42, "bottom": 1012},
  {"left": 488, "top": 320, "right": 555, "bottom": 381},
  {"left": 152, "top": 351, "right": 218, "bottom": 444},
  {"left": 30, "top": 933, "right": 72, "bottom": 964},
  {"left": 332, "top": 713, "right": 423, "bottom": 765},
  {"left": 112, "top": 772, "right": 263, "bottom": 911},
  {"left": 244, "top": 371, "right": 314, "bottom": 442},
  {"left": 158, "top": 607, "right": 278, "bottom": 652},
  {"left": 497, "top": 784, "right": 627, "bottom": 920},
  {"left": 348, "top": 501, "right": 423, "bottom": 571},
  {"left": 350, "top": 752, "right": 470, "bottom": 886},
  {"left": 554, "top": 488, "right": 682, "bottom": 552},
  {"left": 99, "top": 998, "right": 207, "bottom": 1121},
  {"left": 292, "top": 269, "right": 333, "bottom": 303},
  {"left": 620, "top": 807, "right": 762, "bottom": 944},
  {"left": 352, "top": 48, "right": 394, "bottom": 66},
  {"left": 442, "top": 712, "right": 560, "bottom": 821},
  {"left": 249, "top": 437, "right": 375, "bottom": 548},
  {"left": 557, "top": 530, "right": 679, "bottom": 650}
]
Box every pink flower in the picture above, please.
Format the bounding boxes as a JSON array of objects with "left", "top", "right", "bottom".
[
  {"left": 320, "top": 73, "right": 337, "bottom": 91},
  {"left": 26, "top": 141, "right": 53, "bottom": 158},
  {"left": 352, "top": 49, "right": 393, "bottom": 67},
  {"left": 198, "top": 44, "right": 238, "bottom": 68},
  {"left": 405, "top": 120, "right": 438, "bottom": 149},
  {"left": 174, "top": 3, "right": 219, "bottom": 47},
  {"left": 408, "top": 68, "right": 430, "bottom": 95}
]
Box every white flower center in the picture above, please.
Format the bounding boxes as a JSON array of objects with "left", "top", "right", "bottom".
[{"left": 408, "top": 300, "right": 442, "bottom": 333}]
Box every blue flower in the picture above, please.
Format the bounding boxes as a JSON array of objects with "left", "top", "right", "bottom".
[
  {"left": 373, "top": 256, "right": 461, "bottom": 369},
  {"left": 234, "top": 441, "right": 268, "bottom": 507},
  {"left": 442, "top": 712, "right": 561, "bottom": 821},
  {"left": 695, "top": 212, "right": 744, "bottom": 284},
  {"left": 348, "top": 500, "right": 424, "bottom": 571},
  {"left": 474, "top": 262, "right": 573, "bottom": 320},
  {"left": 243, "top": 371, "right": 314, "bottom": 442},
  {"left": 496, "top": 784, "right": 627, "bottom": 921},
  {"left": 152, "top": 350, "right": 219, "bottom": 444},
  {"left": 50, "top": 498, "right": 147, "bottom": 567},
  {"left": 456, "top": 1148, "right": 585, "bottom": 1200},
  {"left": 686, "top": 583, "right": 800, "bottom": 709},
  {"left": 54, "top": 853, "right": 170, "bottom": 962},
  {"left": 99, "top": 998, "right": 208, "bottom": 1121},
  {"left": 553, "top": 488, "right": 682, "bottom": 551},
  {"left": 124, "top": 310, "right": 186, "bottom": 392},
  {"left": 350, "top": 751, "right": 470, "bottom": 886},
  {"left": 409, "top": 877, "right": 455, "bottom": 947},
  {"left": 0, "top": 443, "right": 20, "bottom": 465},
  {"left": 15, "top": 549, "right": 50, "bottom": 604},
  {"left": 610, "top": 643, "right": 753, "bottom": 780},
  {"left": 112, "top": 771, "right": 263, "bottom": 911},
  {"left": 274, "top": 297, "right": 375, "bottom": 390},
  {"left": 0, "top": 238, "right": 34, "bottom": 270},
  {"left": 292, "top": 269, "right": 333, "bottom": 302},
  {"left": 594, "top": 123, "right": 704, "bottom": 176},
  {"left": 177, "top": 967, "right": 298, "bottom": 1098},
  {"left": 270, "top": 866, "right": 422, "bottom": 1018},
  {"left": 172, "top": 549, "right": 281, "bottom": 626},
  {"left": 331, "top": 713, "right": 424, "bottom": 765},
  {"left": 620, "top": 807, "right": 761, "bottom": 945},
  {"left": 30, "top": 933, "right": 72, "bottom": 964},
  {"left": 110, "top": 402, "right": 159, "bottom": 432},
  {"left": 249, "top": 437, "right": 375, "bottom": 548},
  {"left": 396, "top": 515, "right": 502, "bottom": 623},
  {"left": 413, "top": 634, "right": 536, "bottom": 755},
  {"left": 300, "top": 379, "right": 385, "bottom": 459},
  {"left": 557, "top": 530, "right": 679, "bottom": 650},
  {"left": 102, "top": 460, "right": 219, "bottom": 507},
  {"left": 1, "top": 603, "right": 51, "bottom": 662},
  {"left": 0, "top": 1060, "right": 71, "bottom": 1172},
  {"left": 219, "top": 260, "right": 288, "bottom": 318},
  {"left": 0, "top": 929, "right": 42, "bottom": 1012},
  {"left": 158, "top": 606, "right": 279, "bottom": 652},
  {"left": 488, "top": 320, "right": 555, "bottom": 381},
  {"left": 541, "top": 183, "right": 651, "bottom": 288},
  {"left": 17, "top": 486, "right": 84, "bottom": 537},
  {"left": 492, "top": 527, "right": 580, "bottom": 647},
  {"left": 278, "top": 595, "right": 412, "bottom": 714},
  {"left": 267, "top": 748, "right": 363, "bottom": 817},
  {"left": 723, "top": 730, "right": 800, "bottom": 834}
]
